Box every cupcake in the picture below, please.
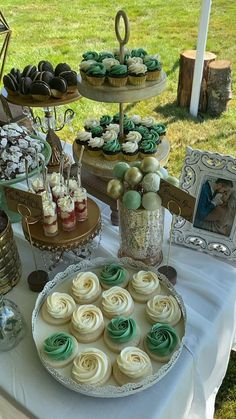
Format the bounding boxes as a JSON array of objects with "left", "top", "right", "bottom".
[
  {"left": 130, "top": 114, "right": 142, "bottom": 125},
  {"left": 113, "top": 347, "right": 152, "bottom": 386},
  {"left": 100, "top": 114, "right": 113, "bottom": 128},
  {"left": 133, "top": 125, "right": 149, "bottom": 137},
  {"left": 84, "top": 118, "right": 100, "bottom": 131},
  {"left": 79, "top": 59, "right": 97, "bottom": 80},
  {"left": 128, "top": 63, "right": 147, "bottom": 86},
  {"left": 141, "top": 116, "right": 157, "bottom": 128},
  {"left": 70, "top": 305, "right": 105, "bottom": 343},
  {"left": 102, "top": 129, "right": 118, "bottom": 143},
  {"left": 86, "top": 63, "right": 106, "bottom": 86},
  {"left": 113, "top": 112, "right": 128, "bottom": 124},
  {"left": 87, "top": 136, "right": 104, "bottom": 157},
  {"left": 99, "top": 263, "right": 129, "bottom": 289},
  {"left": 139, "top": 139, "right": 157, "bottom": 158},
  {"left": 105, "top": 123, "right": 120, "bottom": 134},
  {"left": 41, "top": 332, "right": 78, "bottom": 368},
  {"left": 101, "top": 287, "right": 134, "bottom": 319},
  {"left": 72, "top": 348, "right": 112, "bottom": 386},
  {"left": 142, "top": 130, "right": 160, "bottom": 144},
  {"left": 152, "top": 123, "right": 167, "bottom": 138},
  {"left": 41, "top": 292, "right": 76, "bottom": 325},
  {"left": 128, "top": 271, "right": 161, "bottom": 303},
  {"left": 122, "top": 141, "right": 139, "bottom": 162},
  {"left": 102, "top": 58, "right": 120, "bottom": 71},
  {"left": 107, "top": 64, "right": 128, "bottom": 87},
  {"left": 70, "top": 271, "right": 101, "bottom": 303},
  {"left": 144, "top": 323, "right": 180, "bottom": 362},
  {"left": 103, "top": 317, "right": 141, "bottom": 353},
  {"left": 146, "top": 295, "right": 182, "bottom": 326},
  {"left": 97, "top": 51, "right": 114, "bottom": 62},
  {"left": 145, "top": 59, "right": 162, "bottom": 81},
  {"left": 103, "top": 138, "right": 121, "bottom": 161},
  {"left": 123, "top": 118, "right": 135, "bottom": 134},
  {"left": 90, "top": 125, "right": 103, "bottom": 138},
  {"left": 126, "top": 57, "right": 143, "bottom": 66},
  {"left": 75, "top": 130, "right": 92, "bottom": 147},
  {"left": 82, "top": 51, "right": 99, "bottom": 61},
  {"left": 125, "top": 130, "right": 142, "bottom": 143},
  {"left": 131, "top": 48, "right": 148, "bottom": 59}
]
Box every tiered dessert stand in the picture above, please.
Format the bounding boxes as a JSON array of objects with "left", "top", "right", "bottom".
[{"left": 73, "top": 11, "right": 170, "bottom": 224}]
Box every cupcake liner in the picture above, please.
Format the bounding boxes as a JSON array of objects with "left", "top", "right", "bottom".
[
  {"left": 146, "top": 70, "right": 161, "bottom": 81},
  {"left": 80, "top": 70, "right": 87, "bottom": 80},
  {"left": 86, "top": 75, "right": 105, "bottom": 86},
  {"left": 108, "top": 76, "right": 128, "bottom": 87},
  {"left": 139, "top": 151, "right": 157, "bottom": 159},
  {"left": 123, "top": 153, "right": 139, "bottom": 162},
  {"left": 87, "top": 149, "right": 103, "bottom": 157},
  {"left": 103, "top": 152, "right": 120, "bottom": 161},
  {"left": 128, "top": 75, "right": 146, "bottom": 86}
]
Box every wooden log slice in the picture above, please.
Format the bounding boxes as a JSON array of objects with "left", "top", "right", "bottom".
[{"left": 207, "top": 60, "right": 232, "bottom": 116}]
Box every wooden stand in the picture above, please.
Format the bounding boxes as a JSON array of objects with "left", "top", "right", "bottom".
[
  {"left": 177, "top": 50, "right": 216, "bottom": 112},
  {"left": 207, "top": 60, "right": 232, "bottom": 116}
]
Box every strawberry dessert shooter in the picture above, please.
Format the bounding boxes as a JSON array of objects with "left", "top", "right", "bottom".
[
  {"left": 73, "top": 187, "right": 88, "bottom": 222},
  {"left": 58, "top": 196, "right": 76, "bottom": 232},
  {"left": 51, "top": 184, "right": 66, "bottom": 208},
  {"left": 42, "top": 200, "right": 58, "bottom": 237}
]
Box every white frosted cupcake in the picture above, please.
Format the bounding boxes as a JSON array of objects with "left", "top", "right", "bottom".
[
  {"left": 128, "top": 63, "right": 147, "bottom": 85},
  {"left": 146, "top": 295, "right": 182, "bottom": 326},
  {"left": 84, "top": 118, "right": 100, "bottom": 130},
  {"left": 126, "top": 57, "right": 143, "bottom": 66},
  {"left": 121, "top": 141, "right": 139, "bottom": 162},
  {"left": 102, "top": 129, "right": 118, "bottom": 143},
  {"left": 41, "top": 292, "right": 76, "bottom": 325},
  {"left": 75, "top": 130, "right": 92, "bottom": 147},
  {"left": 70, "top": 304, "right": 105, "bottom": 342},
  {"left": 141, "top": 116, "right": 156, "bottom": 128},
  {"left": 80, "top": 60, "right": 97, "bottom": 79},
  {"left": 102, "top": 58, "right": 120, "bottom": 71},
  {"left": 105, "top": 123, "right": 120, "bottom": 134},
  {"left": 72, "top": 348, "right": 112, "bottom": 386},
  {"left": 128, "top": 271, "right": 161, "bottom": 303},
  {"left": 87, "top": 136, "right": 104, "bottom": 157},
  {"left": 125, "top": 130, "right": 142, "bottom": 143},
  {"left": 70, "top": 272, "right": 101, "bottom": 304},
  {"left": 130, "top": 114, "right": 142, "bottom": 125},
  {"left": 101, "top": 286, "right": 134, "bottom": 319},
  {"left": 113, "top": 347, "right": 153, "bottom": 385}
]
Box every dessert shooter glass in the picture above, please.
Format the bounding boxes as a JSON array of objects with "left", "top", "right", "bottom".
[
  {"left": 42, "top": 201, "right": 58, "bottom": 237},
  {"left": 58, "top": 196, "right": 76, "bottom": 232},
  {"left": 31, "top": 177, "right": 45, "bottom": 194},
  {"left": 73, "top": 187, "right": 88, "bottom": 222}
]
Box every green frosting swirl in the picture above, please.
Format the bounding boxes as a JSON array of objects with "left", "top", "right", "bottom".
[
  {"left": 113, "top": 113, "right": 128, "bottom": 123},
  {"left": 98, "top": 52, "right": 114, "bottom": 62},
  {"left": 100, "top": 115, "right": 113, "bottom": 126},
  {"left": 43, "top": 332, "right": 75, "bottom": 361},
  {"left": 139, "top": 139, "right": 157, "bottom": 153},
  {"left": 87, "top": 63, "right": 106, "bottom": 77},
  {"left": 115, "top": 53, "right": 131, "bottom": 63},
  {"left": 107, "top": 317, "right": 136, "bottom": 343},
  {"left": 100, "top": 263, "right": 126, "bottom": 285},
  {"left": 103, "top": 139, "right": 121, "bottom": 152},
  {"left": 123, "top": 119, "right": 135, "bottom": 133},
  {"left": 146, "top": 323, "right": 179, "bottom": 357},
  {"left": 90, "top": 125, "right": 103, "bottom": 137},
  {"left": 133, "top": 125, "right": 149, "bottom": 137},
  {"left": 131, "top": 48, "right": 148, "bottom": 59},
  {"left": 152, "top": 123, "right": 166, "bottom": 135},
  {"left": 82, "top": 51, "right": 99, "bottom": 61},
  {"left": 145, "top": 59, "right": 162, "bottom": 72},
  {"left": 109, "top": 64, "right": 128, "bottom": 77},
  {"left": 143, "top": 130, "right": 159, "bottom": 143}
]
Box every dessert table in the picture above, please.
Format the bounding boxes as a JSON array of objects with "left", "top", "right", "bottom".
[{"left": 0, "top": 144, "right": 236, "bottom": 419}]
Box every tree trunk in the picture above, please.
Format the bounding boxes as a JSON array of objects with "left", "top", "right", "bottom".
[
  {"left": 207, "top": 60, "right": 232, "bottom": 116},
  {"left": 177, "top": 50, "right": 216, "bottom": 112}
]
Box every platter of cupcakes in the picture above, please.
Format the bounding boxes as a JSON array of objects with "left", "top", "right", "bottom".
[
  {"left": 78, "top": 48, "right": 166, "bottom": 103},
  {"left": 2, "top": 60, "right": 81, "bottom": 106},
  {"left": 32, "top": 257, "right": 186, "bottom": 397},
  {"left": 73, "top": 113, "right": 170, "bottom": 179}
]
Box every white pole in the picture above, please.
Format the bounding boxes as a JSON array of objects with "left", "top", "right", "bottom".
[{"left": 190, "top": 0, "right": 212, "bottom": 117}]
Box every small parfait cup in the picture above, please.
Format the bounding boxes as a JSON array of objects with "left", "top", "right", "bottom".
[
  {"left": 51, "top": 184, "right": 66, "bottom": 213},
  {"left": 42, "top": 201, "right": 58, "bottom": 237},
  {"left": 58, "top": 196, "right": 76, "bottom": 232},
  {"left": 73, "top": 187, "right": 88, "bottom": 222},
  {"left": 31, "top": 177, "right": 45, "bottom": 194}
]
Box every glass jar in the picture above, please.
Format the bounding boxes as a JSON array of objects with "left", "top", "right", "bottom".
[
  {"left": 73, "top": 187, "right": 88, "bottom": 222},
  {"left": 0, "top": 295, "right": 26, "bottom": 351}
]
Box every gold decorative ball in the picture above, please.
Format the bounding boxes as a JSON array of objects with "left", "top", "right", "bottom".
[
  {"left": 141, "top": 156, "right": 160, "bottom": 173},
  {"left": 124, "top": 167, "right": 143, "bottom": 186},
  {"left": 107, "top": 179, "right": 124, "bottom": 199}
]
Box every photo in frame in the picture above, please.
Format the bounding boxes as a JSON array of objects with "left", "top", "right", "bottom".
[{"left": 173, "top": 147, "right": 236, "bottom": 261}]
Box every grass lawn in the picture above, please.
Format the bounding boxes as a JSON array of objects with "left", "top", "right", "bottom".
[{"left": 1, "top": 1, "right": 236, "bottom": 417}]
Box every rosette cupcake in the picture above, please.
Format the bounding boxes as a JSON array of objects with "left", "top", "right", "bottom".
[
  {"left": 102, "top": 58, "right": 120, "bottom": 71},
  {"left": 141, "top": 116, "right": 156, "bottom": 128},
  {"left": 86, "top": 63, "right": 106, "bottom": 86},
  {"left": 133, "top": 125, "right": 149, "bottom": 137},
  {"left": 126, "top": 57, "right": 143, "bottom": 66},
  {"left": 152, "top": 123, "right": 167, "bottom": 138},
  {"left": 103, "top": 317, "right": 140, "bottom": 353},
  {"left": 75, "top": 130, "right": 92, "bottom": 148},
  {"left": 102, "top": 129, "right": 118, "bottom": 143},
  {"left": 107, "top": 64, "right": 128, "bottom": 87},
  {"left": 131, "top": 48, "right": 148, "bottom": 59},
  {"left": 142, "top": 130, "right": 160, "bottom": 144},
  {"left": 90, "top": 125, "right": 104, "bottom": 138},
  {"left": 146, "top": 295, "right": 182, "bottom": 326},
  {"left": 130, "top": 114, "right": 142, "bottom": 125},
  {"left": 82, "top": 51, "right": 99, "bottom": 61},
  {"left": 113, "top": 347, "right": 152, "bottom": 385},
  {"left": 79, "top": 60, "right": 97, "bottom": 80},
  {"left": 100, "top": 114, "right": 113, "bottom": 128},
  {"left": 145, "top": 59, "right": 162, "bottom": 81},
  {"left": 125, "top": 130, "right": 142, "bottom": 143},
  {"left": 123, "top": 118, "right": 135, "bottom": 134},
  {"left": 101, "top": 286, "right": 134, "bottom": 319},
  {"left": 113, "top": 112, "right": 128, "bottom": 124},
  {"left": 122, "top": 141, "right": 139, "bottom": 162},
  {"left": 42, "top": 332, "right": 78, "bottom": 368},
  {"left": 72, "top": 348, "right": 112, "bottom": 386},
  {"left": 103, "top": 138, "right": 121, "bottom": 161},
  {"left": 128, "top": 63, "right": 147, "bottom": 86},
  {"left": 105, "top": 123, "right": 120, "bottom": 134},
  {"left": 139, "top": 139, "right": 157, "bottom": 158},
  {"left": 41, "top": 292, "right": 76, "bottom": 325},
  {"left": 97, "top": 51, "right": 114, "bottom": 62},
  {"left": 70, "top": 271, "right": 101, "bottom": 304},
  {"left": 128, "top": 271, "right": 161, "bottom": 302},
  {"left": 84, "top": 118, "right": 100, "bottom": 131},
  {"left": 70, "top": 304, "right": 105, "bottom": 342},
  {"left": 144, "top": 323, "right": 180, "bottom": 362},
  {"left": 99, "top": 263, "right": 129, "bottom": 289},
  {"left": 87, "top": 136, "right": 104, "bottom": 157}
]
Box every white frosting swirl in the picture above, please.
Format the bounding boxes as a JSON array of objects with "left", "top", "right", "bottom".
[
  {"left": 88, "top": 137, "right": 104, "bottom": 148},
  {"left": 125, "top": 130, "right": 142, "bottom": 143},
  {"left": 52, "top": 184, "right": 66, "bottom": 198},
  {"left": 69, "top": 179, "right": 78, "bottom": 191},
  {"left": 106, "top": 123, "right": 120, "bottom": 134},
  {"left": 84, "top": 118, "right": 100, "bottom": 129},
  {"left": 45, "top": 292, "right": 76, "bottom": 319},
  {"left": 48, "top": 172, "right": 62, "bottom": 188},
  {"left": 31, "top": 177, "right": 44, "bottom": 192},
  {"left": 146, "top": 295, "right": 181, "bottom": 325},
  {"left": 58, "top": 196, "right": 74, "bottom": 212},
  {"left": 102, "top": 58, "right": 120, "bottom": 70},
  {"left": 43, "top": 200, "right": 56, "bottom": 217},
  {"left": 122, "top": 141, "right": 138, "bottom": 153},
  {"left": 71, "top": 305, "right": 104, "bottom": 334},
  {"left": 130, "top": 114, "right": 142, "bottom": 124},
  {"left": 117, "top": 347, "right": 152, "bottom": 379},
  {"left": 126, "top": 57, "right": 143, "bottom": 66},
  {"left": 102, "top": 129, "right": 118, "bottom": 142},
  {"left": 73, "top": 187, "right": 87, "bottom": 202},
  {"left": 128, "top": 63, "right": 147, "bottom": 75},
  {"left": 71, "top": 272, "right": 101, "bottom": 301},
  {"left": 101, "top": 286, "right": 133, "bottom": 316},
  {"left": 76, "top": 130, "right": 92, "bottom": 142},
  {"left": 144, "top": 53, "right": 160, "bottom": 62},
  {"left": 141, "top": 116, "right": 156, "bottom": 127},
  {"left": 72, "top": 348, "right": 110, "bottom": 385},
  {"left": 131, "top": 271, "right": 160, "bottom": 295},
  {"left": 80, "top": 60, "right": 97, "bottom": 71}
]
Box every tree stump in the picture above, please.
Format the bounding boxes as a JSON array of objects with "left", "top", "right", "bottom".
[
  {"left": 177, "top": 50, "right": 216, "bottom": 112},
  {"left": 207, "top": 60, "right": 232, "bottom": 116}
]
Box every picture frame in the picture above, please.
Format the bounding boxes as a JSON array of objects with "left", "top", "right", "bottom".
[{"left": 173, "top": 147, "right": 236, "bottom": 261}]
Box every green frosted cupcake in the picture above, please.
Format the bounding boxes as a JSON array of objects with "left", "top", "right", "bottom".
[
  {"left": 113, "top": 112, "right": 128, "bottom": 124},
  {"left": 152, "top": 123, "right": 167, "bottom": 137},
  {"left": 103, "top": 317, "right": 140, "bottom": 353},
  {"left": 123, "top": 118, "right": 135, "bottom": 134},
  {"left": 142, "top": 130, "right": 160, "bottom": 144},
  {"left": 144, "top": 323, "right": 180, "bottom": 362},
  {"left": 99, "top": 263, "right": 129, "bottom": 289},
  {"left": 86, "top": 63, "right": 106, "bottom": 86},
  {"left": 145, "top": 59, "right": 162, "bottom": 81},
  {"left": 82, "top": 51, "right": 99, "bottom": 61},
  {"left": 100, "top": 114, "right": 113, "bottom": 128},
  {"left": 103, "top": 138, "right": 121, "bottom": 161},
  {"left": 90, "top": 125, "right": 104, "bottom": 137},
  {"left": 131, "top": 48, "right": 148, "bottom": 59},
  {"left": 133, "top": 125, "right": 149, "bottom": 137},
  {"left": 108, "top": 64, "right": 128, "bottom": 87},
  {"left": 139, "top": 139, "right": 157, "bottom": 158},
  {"left": 97, "top": 51, "right": 114, "bottom": 62}
]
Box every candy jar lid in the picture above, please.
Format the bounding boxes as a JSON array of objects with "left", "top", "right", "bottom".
[{"left": 0, "top": 294, "right": 26, "bottom": 351}]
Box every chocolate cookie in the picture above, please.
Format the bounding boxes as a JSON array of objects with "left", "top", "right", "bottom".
[
  {"left": 3, "top": 73, "right": 19, "bottom": 95},
  {"left": 55, "top": 62, "right": 71, "bottom": 76},
  {"left": 50, "top": 76, "right": 67, "bottom": 98},
  {"left": 22, "top": 65, "right": 37, "bottom": 78},
  {"left": 20, "top": 76, "right": 32, "bottom": 95},
  {"left": 36, "top": 71, "right": 54, "bottom": 84},
  {"left": 60, "top": 70, "right": 78, "bottom": 93},
  {"left": 10, "top": 68, "right": 21, "bottom": 83},
  {"left": 30, "top": 80, "right": 51, "bottom": 101},
  {"left": 38, "top": 60, "right": 54, "bottom": 73},
  {"left": 31, "top": 70, "right": 41, "bottom": 82}
]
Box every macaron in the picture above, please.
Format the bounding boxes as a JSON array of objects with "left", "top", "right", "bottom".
[
  {"left": 30, "top": 80, "right": 51, "bottom": 101},
  {"left": 55, "top": 62, "right": 71, "bottom": 76},
  {"left": 60, "top": 70, "right": 78, "bottom": 93},
  {"left": 10, "top": 68, "right": 21, "bottom": 83},
  {"left": 22, "top": 64, "right": 37, "bottom": 78},
  {"left": 3, "top": 73, "right": 19, "bottom": 94},
  {"left": 50, "top": 76, "right": 67, "bottom": 98},
  {"left": 19, "top": 77, "right": 32, "bottom": 95},
  {"left": 38, "top": 60, "right": 54, "bottom": 73}
]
